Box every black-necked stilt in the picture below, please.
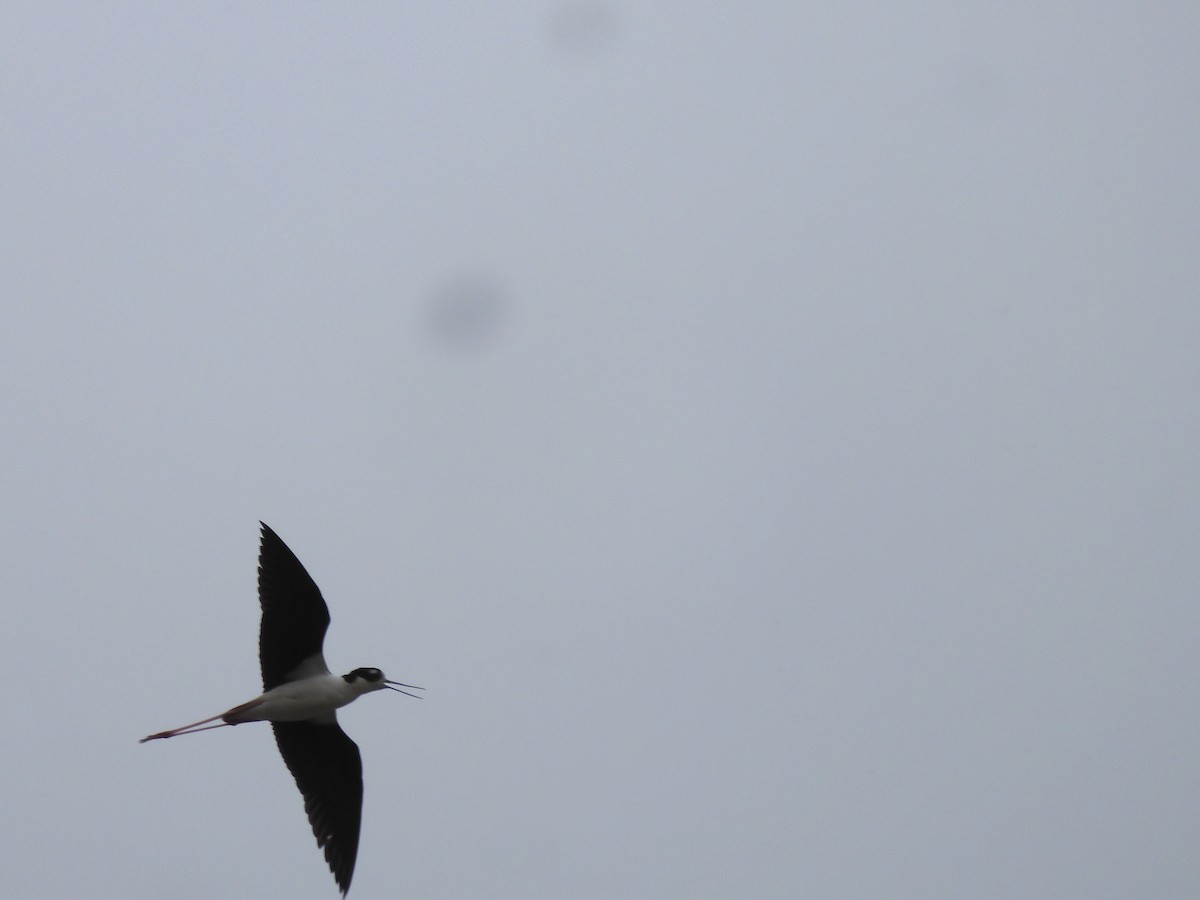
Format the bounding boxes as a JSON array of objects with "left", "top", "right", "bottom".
[{"left": 141, "top": 522, "right": 422, "bottom": 896}]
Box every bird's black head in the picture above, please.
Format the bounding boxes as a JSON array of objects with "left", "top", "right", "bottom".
[
  {"left": 344, "top": 667, "right": 385, "bottom": 684},
  {"left": 343, "top": 667, "right": 425, "bottom": 698}
]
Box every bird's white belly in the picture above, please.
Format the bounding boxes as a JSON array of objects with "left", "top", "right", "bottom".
[{"left": 225, "top": 675, "right": 357, "bottom": 723}]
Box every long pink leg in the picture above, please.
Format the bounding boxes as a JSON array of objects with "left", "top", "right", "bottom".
[
  {"left": 139, "top": 697, "right": 265, "bottom": 743},
  {"left": 139, "top": 713, "right": 232, "bottom": 743}
]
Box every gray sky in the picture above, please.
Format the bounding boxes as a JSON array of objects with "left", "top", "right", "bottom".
[{"left": 3, "top": 3, "right": 1197, "bottom": 898}]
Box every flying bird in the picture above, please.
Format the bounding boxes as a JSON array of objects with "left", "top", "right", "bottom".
[{"left": 141, "top": 522, "right": 422, "bottom": 895}]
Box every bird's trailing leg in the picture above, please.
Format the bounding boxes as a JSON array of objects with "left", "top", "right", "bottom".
[
  {"left": 140, "top": 697, "right": 266, "bottom": 743},
  {"left": 139, "top": 713, "right": 234, "bottom": 743}
]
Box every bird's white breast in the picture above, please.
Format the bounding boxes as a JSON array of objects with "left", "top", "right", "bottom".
[{"left": 228, "top": 675, "right": 362, "bottom": 723}]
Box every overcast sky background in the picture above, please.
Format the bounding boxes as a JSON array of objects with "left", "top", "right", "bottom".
[{"left": 2, "top": 3, "right": 1198, "bottom": 898}]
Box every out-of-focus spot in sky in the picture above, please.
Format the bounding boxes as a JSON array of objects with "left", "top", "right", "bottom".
[
  {"left": 943, "top": 58, "right": 1006, "bottom": 122},
  {"left": 423, "top": 273, "right": 508, "bottom": 353},
  {"left": 546, "top": 2, "right": 623, "bottom": 59}
]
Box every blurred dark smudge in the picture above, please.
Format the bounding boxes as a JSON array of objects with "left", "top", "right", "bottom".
[
  {"left": 546, "top": 2, "right": 623, "bottom": 58},
  {"left": 424, "top": 274, "right": 508, "bottom": 353},
  {"left": 944, "top": 58, "right": 1006, "bottom": 122}
]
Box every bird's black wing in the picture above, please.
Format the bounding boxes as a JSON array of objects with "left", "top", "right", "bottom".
[
  {"left": 258, "top": 522, "right": 332, "bottom": 691},
  {"left": 272, "top": 720, "right": 364, "bottom": 896}
]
